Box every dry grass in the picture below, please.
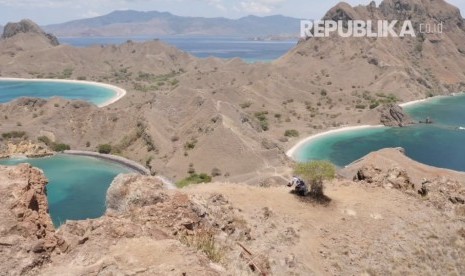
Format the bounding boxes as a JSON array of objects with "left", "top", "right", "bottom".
[{"left": 180, "top": 228, "right": 223, "bottom": 263}]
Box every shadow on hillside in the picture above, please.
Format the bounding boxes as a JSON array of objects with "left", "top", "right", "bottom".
[{"left": 290, "top": 190, "right": 332, "bottom": 206}]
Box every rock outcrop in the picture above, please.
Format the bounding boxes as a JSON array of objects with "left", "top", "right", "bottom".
[
  {"left": 379, "top": 104, "right": 415, "bottom": 127},
  {"left": 0, "top": 164, "right": 65, "bottom": 275},
  {"left": 1, "top": 19, "right": 59, "bottom": 46},
  {"left": 343, "top": 147, "right": 465, "bottom": 216},
  {"left": 0, "top": 140, "right": 54, "bottom": 159},
  {"left": 0, "top": 168, "right": 253, "bottom": 275}
]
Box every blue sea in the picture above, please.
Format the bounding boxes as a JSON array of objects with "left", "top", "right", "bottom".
[
  {"left": 0, "top": 80, "right": 116, "bottom": 106},
  {"left": 0, "top": 154, "right": 134, "bottom": 226},
  {"left": 59, "top": 36, "right": 297, "bottom": 63},
  {"left": 293, "top": 94, "right": 465, "bottom": 172}
]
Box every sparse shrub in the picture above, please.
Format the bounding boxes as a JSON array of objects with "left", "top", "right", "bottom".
[
  {"left": 98, "top": 144, "right": 112, "bottom": 154},
  {"left": 38, "top": 136, "right": 51, "bottom": 145},
  {"left": 255, "top": 111, "right": 269, "bottom": 131},
  {"left": 284, "top": 129, "right": 300, "bottom": 137},
  {"left": 369, "top": 101, "right": 380, "bottom": 109},
  {"left": 180, "top": 228, "right": 223, "bottom": 262},
  {"left": 176, "top": 173, "right": 212, "bottom": 188},
  {"left": 211, "top": 167, "right": 222, "bottom": 177},
  {"left": 184, "top": 138, "right": 198, "bottom": 150},
  {"left": 294, "top": 161, "right": 336, "bottom": 199},
  {"left": 2, "top": 131, "right": 27, "bottom": 139},
  {"left": 86, "top": 141, "right": 91, "bottom": 147},
  {"left": 239, "top": 102, "right": 252, "bottom": 109},
  {"left": 52, "top": 143, "right": 70, "bottom": 152}
]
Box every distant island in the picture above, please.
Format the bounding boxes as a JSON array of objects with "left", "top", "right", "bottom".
[{"left": 41, "top": 10, "right": 301, "bottom": 37}]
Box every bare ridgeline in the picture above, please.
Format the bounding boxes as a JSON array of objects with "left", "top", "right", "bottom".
[{"left": 0, "top": 0, "right": 465, "bottom": 275}]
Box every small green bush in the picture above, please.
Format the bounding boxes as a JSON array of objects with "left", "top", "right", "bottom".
[
  {"left": 52, "top": 143, "right": 70, "bottom": 152},
  {"left": 38, "top": 136, "right": 51, "bottom": 145},
  {"left": 98, "top": 144, "right": 112, "bottom": 154},
  {"left": 176, "top": 173, "right": 212, "bottom": 188},
  {"left": 284, "top": 129, "right": 300, "bottom": 137},
  {"left": 2, "top": 131, "right": 26, "bottom": 139}
]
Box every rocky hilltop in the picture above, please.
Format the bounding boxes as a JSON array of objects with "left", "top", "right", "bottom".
[
  {"left": 2, "top": 19, "right": 59, "bottom": 46},
  {"left": 279, "top": 0, "right": 465, "bottom": 97},
  {"left": 1, "top": 147, "right": 464, "bottom": 275}
]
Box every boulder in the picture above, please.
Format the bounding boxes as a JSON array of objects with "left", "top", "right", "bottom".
[{"left": 380, "top": 104, "right": 415, "bottom": 127}]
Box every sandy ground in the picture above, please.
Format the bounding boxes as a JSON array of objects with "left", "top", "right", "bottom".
[{"left": 0, "top": 77, "right": 126, "bottom": 107}]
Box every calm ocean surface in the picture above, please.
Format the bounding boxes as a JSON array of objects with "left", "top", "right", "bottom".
[
  {"left": 294, "top": 94, "right": 465, "bottom": 172},
  {"left": 0, "top": 154, "right": 134, "bottom": 226},
  {"left": 0, "top": 80, "right": 116, "bottom": 106},
  {"left": 59, "top": 36, "right": 298, "bottom": 63}
]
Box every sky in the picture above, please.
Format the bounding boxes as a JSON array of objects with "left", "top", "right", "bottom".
[{"left": 0, "top": 0, "right": 464, "bottom": 25}]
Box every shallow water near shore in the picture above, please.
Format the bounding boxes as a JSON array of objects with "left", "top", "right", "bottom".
[
  {"left": 0, "top": 80, "right": 117, "bottom": 106},
  {"left": 0, "top": 154, "right": 134, "bottom": 226},
  {"left": 294, "top": 94, "right": 465, "bottom": 172}
]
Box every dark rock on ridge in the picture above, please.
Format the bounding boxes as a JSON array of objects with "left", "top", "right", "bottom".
[
  {"left": 380, "top": 104, "right": 415, "bottom": 127},
  {"left": 1, "top": 19, "right": 59, "bottom": 46}
]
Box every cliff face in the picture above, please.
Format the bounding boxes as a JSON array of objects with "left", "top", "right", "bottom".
[
  {"left": 0, "top": 164, "right": 66, "bottom": 275},
  {"left": 379, "top": 104, "right": 415, "bottom": 127}
]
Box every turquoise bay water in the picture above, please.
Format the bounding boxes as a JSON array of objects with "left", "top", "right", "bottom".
[
  {"left": 295, "top": 94, "right": 465, "bottom": 172},
  {"left": 0, "top": 154, "right": 134, "bottom": 226},
  {"left": 0, "top": 80, "right": 117, "bottom": 106}
]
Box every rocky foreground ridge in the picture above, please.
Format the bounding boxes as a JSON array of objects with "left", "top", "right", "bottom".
[{"left": 1, "top": 147, "right": 464, "bottom": 275}]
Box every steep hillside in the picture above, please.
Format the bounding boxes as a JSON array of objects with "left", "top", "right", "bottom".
[
  {"left": 44, "top": 10, "right": 301, "bottom": 37},
  {"left": 278, "top": 0, "right": 465, "bottom": 99}
]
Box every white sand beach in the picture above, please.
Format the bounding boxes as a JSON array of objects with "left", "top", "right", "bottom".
[
  {"left": 287, "top": 92, "right": 465, "bottom": 160},
  {"left": 399, "top": 98, "right": 429, "bottom": 107},
  {"left": 286, "top": 125, "right": 385, "bottom": 158},
  {"left": 0, "top": 77, "right": 126, "bottom": 107}
]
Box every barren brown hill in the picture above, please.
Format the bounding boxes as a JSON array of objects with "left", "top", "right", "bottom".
[
  {"left": 277, "top": 0, "right": 465, "bottom": 98},
  {"left": 1, "top": 0, "right": 465, "bottom": 183},
  {"left": 1, "top": 147, "right": 464, "bottom": 275}
]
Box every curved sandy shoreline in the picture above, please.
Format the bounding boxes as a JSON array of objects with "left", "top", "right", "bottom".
[
  {"left": 0, "top": 77, "right": 126, "bottom": 107},
  {"left": 64, "top": 150, "right": 150, "bottom": 175},
  {"left": 287, "top": 92, "right": 465, "bottom": 160},
  {"left": 286, "top": 125, "right": 385, "bottom": 158},
  {"left": 399, "top": 92, "right": 464, "bottom": 107},
  {"left": 64, "top": 150, "right": 177, "bottom": 189}
]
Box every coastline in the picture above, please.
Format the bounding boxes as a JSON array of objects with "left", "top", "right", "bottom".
[
  {"left": 0, "top": 77, "right": 127, "bottom": 108},
  {"left": 287, "top": 92, "right": 465, "bottom": 160},
  {"left": 285, "top": 125, "right": 385, "bottom": 158},
  {"left": 64, "top": 150, "right": 177, "bottom": 189},
  {"left": 64, "top": 150, "right": 150, "bottom": 175}
]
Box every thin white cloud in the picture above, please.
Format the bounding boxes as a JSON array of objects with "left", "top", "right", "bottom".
[{"left": 240, "top": 0, "right": 287, "bottom": 14}]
